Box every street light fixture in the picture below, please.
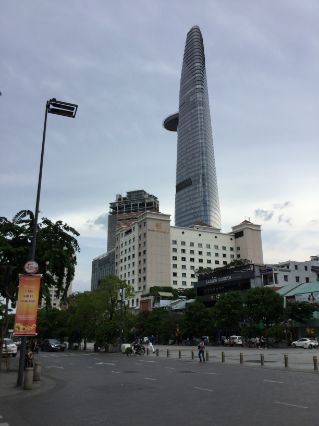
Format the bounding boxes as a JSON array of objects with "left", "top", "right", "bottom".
[{"left": 17, "top": 98, "right": 78, "bottom": 387}]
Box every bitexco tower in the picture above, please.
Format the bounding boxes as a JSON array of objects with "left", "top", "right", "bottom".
[{"left": 164, "top": 26, "right": 221, "bottom": 229}]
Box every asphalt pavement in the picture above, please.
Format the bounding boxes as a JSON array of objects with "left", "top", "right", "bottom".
[{"left": 1, "top": 347, "right": 319, "bottom": 426}]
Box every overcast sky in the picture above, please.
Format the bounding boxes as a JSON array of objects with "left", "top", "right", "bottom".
[{"left": 1, "top": 0, "right": 318, "bottom": 292}]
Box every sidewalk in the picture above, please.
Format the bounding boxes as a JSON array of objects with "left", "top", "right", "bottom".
[{"left": 0, "top": 356, "right": 55, "bottom": 398}]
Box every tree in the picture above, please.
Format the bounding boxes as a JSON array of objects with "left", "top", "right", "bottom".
[
  {"left": 285, "top": 301, "right": 318, "bottom": 324},
  {"left": 244, "top": 287, "right": 284, "bottom": 332},
  {"left": 0, "top": 210, "right": 80, "bottom": 306},
  {"left": 183, "top": 301, "right": 213, "bottom": 338},
  {"left": 212, "top": 291, "right": 245, "bottom": 334}
]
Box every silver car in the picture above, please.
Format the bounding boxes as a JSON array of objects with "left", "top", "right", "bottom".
[
  {"left": 2, "top": 338, "right": 18, "bottom": 357},
  {"left": 291, "top": 338, "right": 319, "bottom": 349}
]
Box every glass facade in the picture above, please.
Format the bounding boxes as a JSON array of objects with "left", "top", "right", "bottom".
[{"left": 166, "top": 26, "right": 221, "bottom": 229}]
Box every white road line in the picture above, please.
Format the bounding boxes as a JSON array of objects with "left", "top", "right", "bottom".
[
  {"left": 95, "top": 362, "right": 116, "bottom": 366},
  {"left": 111, "top": 370, "right": 121, "bottom": 374},
  {"left": 274, "top": 401, "right": 308, "bottom": 409},
  {"left": 264, "top": 379, "right": 284, "bottom": 384},
  {"left": 139, "top": 360, "right": 156, "bottom": 363},
  {"left": 45, "top": 366, "right": 64, "bottom": 369},
  {"left": 194, "top": 386, "right": 213, "bottom": 392},
  {"left": 205, "top": 372, "right": 217, "bottom": 375},
  {"left": 0, "top": 422, "right": 10, "bottom": 426},
  {"left": 144, "top": 377, "right": 158, "bottom": 381},
  {"left": 164, "top": 367, "right": 176, "bottom": 370}
]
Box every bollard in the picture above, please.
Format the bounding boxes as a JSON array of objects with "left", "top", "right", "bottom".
[
  {"left": 23, "top": 367, "right": 34, "bottom": 390},
  {"left": 5, "top": 356, "right": 11, "bottom": 372},
  {"left": 240, "top": 352, "right": 244, "bottom": 364},
  {"left": 33, "top": 362, "right": 42, "bottom": 382},
  {"left": 178, "top": 350, "right": 181, "bottom": 359},
  {"left": 167, "top": 349, "right": 169, "bottom": 358},
  {"left": 156, "top": 349, "right": 159, "bottom": 357},
  {"left": 284, "top": 354, "right": 288, "bottom": 368},
  {"left": 206, "top": 351, "right": 209, "bottom": 362},
  {"left": 191, "top": 350, "right": 194, "bottom": 360},
  {"left": 313, "top": 356, "right": 318, "bottom": 371},
  {"left": 221, "top": 351, "right": 225, "bottom": 363},
  {"left": 260, "top": 354, "right": 264, "bottom": 366}
]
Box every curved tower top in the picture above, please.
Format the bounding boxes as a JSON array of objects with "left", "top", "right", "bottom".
[{"left": 164, "top": 26, "right": 221, "bottom": 229}]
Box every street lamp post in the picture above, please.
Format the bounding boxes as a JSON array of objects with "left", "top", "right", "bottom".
[{"left": 17, "top": 98, "right": 78, "bottom": 387}]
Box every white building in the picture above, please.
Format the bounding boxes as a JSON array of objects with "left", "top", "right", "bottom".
[
  {"left": 261, "top": 256, "right": 319, "bottom": 287},
  {"left": 115, "top": 212, "right": 263, "bottom": 308}
]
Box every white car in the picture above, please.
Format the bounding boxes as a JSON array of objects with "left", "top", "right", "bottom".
[
  {"left": 291, "top": 338, "right": 319, "bottom": 349},
  {"left": 229, "top": 335, "right": 243, "bottom": 346},
  {"left": 2, "top": 338, "right": 18, "bottom": 357}
]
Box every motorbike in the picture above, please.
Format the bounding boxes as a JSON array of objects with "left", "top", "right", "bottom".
[{"left": 126, "top": 342, "right": 145, "bottom": 356}]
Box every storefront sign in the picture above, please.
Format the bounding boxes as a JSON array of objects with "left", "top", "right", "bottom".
[{"left": 13, "top": 274, "right": 41, "bottom": 335}]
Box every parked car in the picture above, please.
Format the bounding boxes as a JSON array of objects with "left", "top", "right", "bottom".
[
  {"left": 1, "top": 338, "right": 18, "bottom": 357},
  {"left": 291, "top": 338, "right": 319, "bottom": 349},
  {"left": 229, "top": 335, "right": 243, "bottom": 346},
  {"left": 41, "top": 339, "right": 65, "bottom": 352}
]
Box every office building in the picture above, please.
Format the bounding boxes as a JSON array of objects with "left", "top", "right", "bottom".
[{"left": 164, "top": 26, "right": 221, "bottom": 229}]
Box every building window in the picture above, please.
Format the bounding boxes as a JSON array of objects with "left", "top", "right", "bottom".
[
  {"left": 206, "top": 244, "right": 211, "bottom": 249},
  {"left": 181, "top": 257, "right": 186, "bottom": 261},
  {"left": 215, "top": 261, "right": 219, "bottom": 265},
  {"left": 173, "top": 264, "right": 177, "bottom": 269},
  {"left": 214, "top": 245, "right": 218, "bottom": 249},
  {"left": 222, "top": 246, "right": 226, "bottom": 250},
  {"left": 198, "top": 243, "right": 202, "bottom": 248},
  {"left": 190, "top": 250, "right": 194, "bottom": 254},
  {"left": 230, "top": 255, "right": 235, "bottom": 259},
  {"left": 237, "top": 247, "right": 240, "bottom": 250},
  {"left": 173, "top": 272, "right": 177, "bottom": 277},
  {"left": 190, "top": 258, "right": 195, "bottom": 262},
  {"left": 182, "top": 265, "right": 186, "bottom": 270},
  {"left": 306, "top": 277, "right": 310, "bottom": 283},
  {"left": 191, "top": 274, "right": 195, "bottom": 278},
  {"left": 199, "top": 259, "right": 203, "bottom": 263},
  {"left": 198, "top": 251, "right": 202, "bottom": 255},
  {"left": 207, "top": 252, "right": 211, "bottom": 256},
  {"left": 215, "top": 253, "right": 219, "bottom": 257},
  {"left": 305, "top": 266, "right": 308, "bottom": 271},
  {"left": 207, "top": 259, "right": 211, "bottom": 264},
  {"left": 237, "top": 254, "right": 241, "bottom": 258},
  {"left": 296, "top": 276, "right": 300, "bottom": 282},
  {"left": 295, "top": 265, "right": 298, "bottom": 270},
  {"left": 172, "top": 248, "right": 177, "bottom": 253},
  {"left": 223, "top": 261, "right": 227, "bottom": 265},
  {"left": 182, "top": 273, "right": 186, "bottom": 277},
  {"left": 182, "top": 281, "right": 187, "bottom": 286},
  {"left": 181, "top": 241, "right": 186, "bottom": 246},
  {"left": 173, "top": 280, "right": 178, "bottom": 285},
  {"left": 181, "top": 249, "right": 186, "bottom": 254},
  {"left": 190, "top": 265, "right": 195, "bottom": 270},
  {"left": 172, "top": 256, "right": 177, "bottom": 260},
  {"left": 223, "top": 254, "right": 226, "bottom": 258},
  {"left": 190, "top": 242, "right": 194, "bottom": 247},
  {"left": 172, "top": 240, "right": 177, "bottom": 245},
  {"left": 284, "top": 275, "right": 288, "bottom": 282}
]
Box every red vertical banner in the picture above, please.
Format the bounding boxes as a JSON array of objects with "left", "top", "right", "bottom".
[{"left": 13, "top": 274, "right": 41, "bottom": 336}]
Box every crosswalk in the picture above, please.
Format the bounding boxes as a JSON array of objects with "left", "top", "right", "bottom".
[{"left": 0, "top": 413, "right": 10, "bottom": 426}]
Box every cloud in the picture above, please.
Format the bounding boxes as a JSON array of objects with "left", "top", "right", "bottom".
[
  {"left": 86, "top": 213, "right": 107, "bottom": 231},
  {"left": 309, "top": 219, "right": 319, "bottom": 226},
  {"left": 273, "top": 201, "right": 292, "bottom": 210},
  {"left": 278, "top": 214, "right": 292, "bottom": 226},
  {"left": 254, "top": 209, "right": 274, "bottom": 221}
]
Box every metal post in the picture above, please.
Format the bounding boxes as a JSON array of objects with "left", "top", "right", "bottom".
[
  {"left": 222, "top": 351, "right": 225, "bottom": 363},
  {"left": 206, "top": 351, "right": 209, "bottom": 361},
  {"left": 156, "top": 349, "right": 159, "bottom": 356},
  {"left": 240, "top": 352, "right": 244, "bottom": 364},
  {"left": 178, "top": 350, "right": 181, "bottom": 359},
  {"left": 284, "top": 354, "right": 288, "bottom": 368},
  {"left": 167, "top": 349, "right": 169, "bottom": 357},
  {"left": 191, "top": 350, "right": 194, "bottom": 360},
  {"left": 260, "top": 354, "right": 264, "bottom": 366},
  {"left": 313, "top": 356, "right": 318, "bottom": 371}
]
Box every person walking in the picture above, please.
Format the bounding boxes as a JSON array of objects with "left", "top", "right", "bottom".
[
  {"left": 198, "top": 338, "right": 205, "bottom": 362},
  {"left": 149, "top": 335, "right": 155, "bottom": 353}
]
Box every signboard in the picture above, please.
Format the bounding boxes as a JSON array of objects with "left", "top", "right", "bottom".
[
  {"left": 13, "top": 274, "right": 41, "bottom": 335},
  {"left": 24, "top": 260, "right": 39, "bottom": 274}
]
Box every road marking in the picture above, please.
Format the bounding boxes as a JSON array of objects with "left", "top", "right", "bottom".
[
  {"left": 95, "top": 362, "right": 116, "bottom": 366},
  {"left": 274, "top": 401, "right": 308, "bottom": 409},
  {"left": 264, "top": 379, "right": 284, "bottom": 384},
  {"left": 111, "top": 370, "right": 121, "bottom": 374},
  {"left": 139, "top": 360, "right": 156, "bottom": 363},
  {"left": 144, "top": 377, "right": 158, "bottom": 381},
  {"left": 194, "top": 386, "right": 213, "bottom": 392},
  {"left": 205, "top": 372, "right": 217, "bottom": 375},
  {"left": 45, "top": 366, "right": 64, "bottom": 369},
  {"left": 0, "top": 423, "right": 10, "bottom": 426},
  {"left": 164, "top": 367, "right": 176, "bottom": 370}
]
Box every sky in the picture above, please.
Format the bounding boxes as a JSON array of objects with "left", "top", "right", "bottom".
[{"left": 1, "top": 0, "right": 318, "bottom": 293}]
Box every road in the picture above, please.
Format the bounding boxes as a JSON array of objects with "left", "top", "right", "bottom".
[{"left": 1, "top": 348, "right": 319, "bottom": 426}]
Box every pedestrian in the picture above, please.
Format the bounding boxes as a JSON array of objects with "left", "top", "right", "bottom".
[
  {"left": 149, "top": 335, "right": 155, "bottom": 353},
  {"left": 198, "top": 338, "right": 205, "bottom": 362}
]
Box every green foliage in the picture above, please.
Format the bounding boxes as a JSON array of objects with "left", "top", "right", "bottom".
[
  {"left": 285, "top": 301, "right": 318, "bottom": 323},
  {"left": 212, "top": 292, "right": 245, "bottom": 331},
  {"left": 0, "top": 210, "right": 80, "bottom": 305},
  {"left": 182, "top": 301, "right": 213, "bottom": 338},
  {"left": 244, "top": 287, "right": 284, "bottom": 327}
]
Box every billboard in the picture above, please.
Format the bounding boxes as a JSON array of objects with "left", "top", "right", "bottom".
[{"left": 13, "top": 274, "right": 41, "bottom": 335}]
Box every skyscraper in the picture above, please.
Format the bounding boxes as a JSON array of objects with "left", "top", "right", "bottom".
[{"left": 164, "top": 26, "right": 221, "bottom": 229}]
